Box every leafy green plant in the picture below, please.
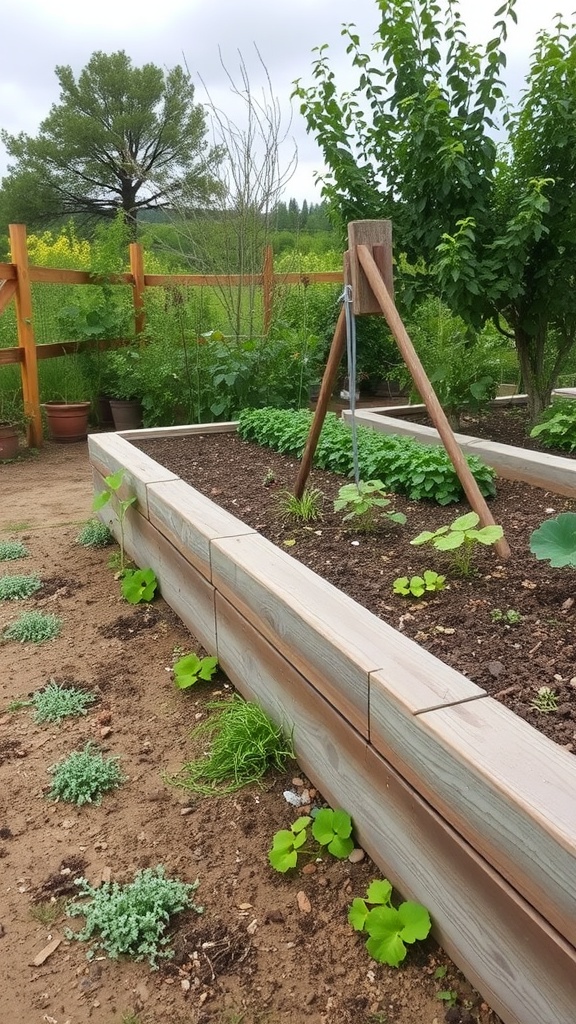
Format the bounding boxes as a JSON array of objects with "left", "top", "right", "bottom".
[
  {"left": 277, "top": 486, "right": 323, "bottom": 523},
  {"left": 173, "top": 695, "right": 294, "bottom": 795},
  {"left": 530, "top": 687, "right": 559, "bottom": 713},
  {"left": 48, "top": 743, "right": 124, "bottom": 805},
  {"left": 3, "top": 610, "right": 61, "bottom": 643},
  {"left": 530, "top": 512, "right": 576, "bottom": 568},
  {"left": 0, "top": 573, "right": 42, "bottom": 600},
  {"left": 393, "top": 571, "right": 445, "bottom": 598},
  {"left": 238, "top": 408, "right": 496, "bottom": 505},
  {"left": 0, "top": 539, "right": 29, "bottom": 561},
  {"left": 120, "top": 568, "right": 158, "bottom": 604},
  {"left": 31, "top": 680, "right": 96, "bottom": 723},
  {"left": 436, "top": 989, "right": 459, "bottom": 1009},
  {"left": 334, "top": 480, "right": 406, "bottom": 533},
  {"left": 65, "top": 866, "right": 202, "bottom": 968},
  {"left": 268, "top": 808, "right": 354, "bottom": 872},
  {"left": 173, "top": 652, "right": 219, "bottom": 690},
  {"left": 530, "top": 402, "right": 576, "bottom": 452},
  {"left": 76, "top": 519, "right": 114, "bottom": 548},
  {"left": 490, "top": 608, "right": 522, "bottom": 625},
  {"left": 410, "top": 512, "right": 503, "bottom": 576},
  {"left": 348, "top": 880, "right": 431, "bottom": 967},
  {"left": 93, "top": 469, "right": 136, "bottom": 572}
]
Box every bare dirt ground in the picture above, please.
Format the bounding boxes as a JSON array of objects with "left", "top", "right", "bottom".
[{"left": 0, "top": 439, "right": 499, "bottom": 1024}]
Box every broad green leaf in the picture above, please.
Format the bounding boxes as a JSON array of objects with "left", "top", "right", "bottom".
[
  {"left": 292, "top": 815, "right": 312, "bottom": 834},
  {"left": 93, "top": 490, "right": 111, "bottom": 511},
  {"left": 364, "top": 906, "right": 407, "bottom": 966},
  {"left": 311, "top": 808, "right": 335, "bottom": 845},
  {"left": 271, "top": 830, "right": 296, "bottom": 852},
  {"left": 473, "top": 525, "right": 504, "bottom": 545},
  {"left": 332, "top": 809, "right": 352, "bottom": 838},
  {"left": 365, "top": 879, "right": 392, "bottom": 906},
  {"left": 435, "top": 531, "right": 465, "bottom": 550},
  {"left": 410, "top": 530, "right": 435, "bottom": 546},
  {"left": 397, "top": 900, "right": 432, "bottom": 942},
  {"left": 348, "top": 897, "right": 369, "bottom": 931},
  {"left": 530, "top": 512, "right": 576, "bottom": 567},
  {"left": 197, "top": 656, "right": 219, "bottom": 680},
  {"left": 327, "top": 834, "right": 354, "bottom": 858},
  {"left": 104, "top": 470, "right": 125, "bottom": 491},
  {"left": 268, "top": 847, "right": 297, "bottom": 872},
  {"left": 292, "top": 828, "right": 308, "bottom": 850},
  {"left": 121, "top": 568, "right": 157, "bottom": 604},
  {"left": 450, "top": 512, "right": 479, "bottom": 531},
  {"left": 393, "top": 577, "right": 410, "bottom": 595}
]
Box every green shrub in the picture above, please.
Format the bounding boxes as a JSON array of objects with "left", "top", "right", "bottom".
[
  {"left": 237, "top": 408, "right": 496, "bottom": 505},
  {"left": 0, "top": 573, "right": 42, "bottom": 600},
  {"left": 530, "top": 401, "right": 576, "bottom": 452},
  {"left": 76, "top": 520, "right": 114, "bottom": 548},
  {"left": 48, "top": 743, "right": 123, "bottom": 805}
]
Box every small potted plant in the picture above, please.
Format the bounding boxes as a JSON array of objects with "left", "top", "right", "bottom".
[
  {"left": 42, "top": 352, "right": 92, "bottom": 443},
  {"left": 0, "top": 390, "right": 26, "bottom": 460},
  {"left": 101, "top": 348, "right": 144, "bottom": 429}
]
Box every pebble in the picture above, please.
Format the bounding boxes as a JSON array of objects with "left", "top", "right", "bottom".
[
  {"left": 301, "top": 862, "right": 317, "bottom": 875},
  {"left": 99, "top": 726, "right": 112, "bottom": 739},
  {"left": 292, "top": 777, "right": 304, "bottom": 787},
  {"left": 297, "top": 891, "right": 311, "bottom": 913},
  {"left": 348, "top": 847, "right": 366, "bottom": 863}
]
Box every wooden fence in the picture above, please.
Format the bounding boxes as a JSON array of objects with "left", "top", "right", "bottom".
[{"left": 0, "top": 224, "right": 343, "bottom": 447}]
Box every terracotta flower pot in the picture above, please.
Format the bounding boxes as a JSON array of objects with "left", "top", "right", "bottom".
[
  {"left": 44, "top": 402, "right": 91, "bottom": 443},
  {"left": 109, "top": 399, "right": 143, "bottom": 430},
  {"left": 0, "top": 423, "right": 20, "bottom": 460}
]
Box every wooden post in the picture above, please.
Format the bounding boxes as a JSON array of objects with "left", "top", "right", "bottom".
[
  {"left": 356, "top": 243, "right": 511, "bottom": 559},
  {"left": 9, "top": 224, "right": 42, "bottom": 447},
  {"left": 129, "top": 241, "right": 145, "bottom": 342},
  {"left": 262, "top": 244, "right": 274, "bottom": 335},
  {"left": 294, "top": 306, "right": 347, "bottom": 499},
  {"left": 347, "top": 220, "right": 393, "bottom": 314}
]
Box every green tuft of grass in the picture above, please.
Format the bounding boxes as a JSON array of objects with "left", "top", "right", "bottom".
[
  {"left": 48, "top": 743, "right": 124, "bottom": 805},
  {"left": 65, "top": 866, "right": 202, "bottom": 968},
  {"left": 0, "top": 539, "right": 29, "bottom": 561},
  {"left": 0, "top": 573, "right": 42, "bottom": 600},
  {"left": 31, "top": 681, "right": 96, "bottom": 723},
  {"left": 76, "top": 519, "right": 114, "bottom": 548},
  {"left": 276, "top": 486, "right": 324, "bottom": 523},
  {"left": 30, "top": 898, "right": 66, "bottom": 926},
  {"left": 173, "top": 694, "right": 294, "bottom": 795},
  {"left": 3, "top": 610, "right": 61, "bottom": 643}
]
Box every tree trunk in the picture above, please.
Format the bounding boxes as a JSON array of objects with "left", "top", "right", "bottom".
[{"left": 514, "top": 326, "right": 552, "bottom": 425}]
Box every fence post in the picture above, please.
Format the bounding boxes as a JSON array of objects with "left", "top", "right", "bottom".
[
  {"left": 9, "top": 223, "right": 42, "bottom": 447},
  {"left": 129, "top": 241, "right": 146, "bottom": 343},
  {"left": 262, "top": 244, "right": 274, "bottom": 335}
]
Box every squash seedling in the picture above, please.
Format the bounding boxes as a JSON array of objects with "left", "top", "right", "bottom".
[
  {"left": 121, "top": 568, "right": 158, "bottom": 604},
  {"left": 173, "top": 652, "right": 219, "bottom": 690},
  {"left": 334, "top": 480, "right": 406, "bottom": 533},
  {"left": 93, "top": 469, "right": 136, "bottom": 573},
  {"left": 410, "top": 511, "right": 503, "bottom": 576},
  {"left": 348, "top": 879, "right": 431, "bottom": 967},
  {"left": 393, "top": 571, "right": 445, "bottom": 598},
  {"left": 268, "top": 807, "right": 354, "bottom": 872}
]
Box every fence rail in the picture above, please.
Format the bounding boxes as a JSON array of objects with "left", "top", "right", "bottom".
[{"left": 0, "top": 224, "right": 343, "bottom": 447}]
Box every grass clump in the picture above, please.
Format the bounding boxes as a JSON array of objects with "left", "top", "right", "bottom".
[
  {"left": 277, "top": 487, "right": 323, "bottom": 523},
  {"left": 48, "top": 743, "right": 124, "bottom": 805},
  {"left": 0, "top": 573, "right": 42, "bottom": 600},
  {"left": 0, "top": 539, "right": 29, "bottom": 561},
  {"left": 31, "top": 680, "right": 96, "bottom": 723},
  {"left": 76, "top": 519, "right": 114, "bottom": 548},
  {"left": 174, "top": 694, "right": 294, "bottom": 795},
  {"left": 3, "top": 610, "right": 61, "bottom": 643},
  {"left": 65, "top": 866, "right": 202, "bottom": 968}
]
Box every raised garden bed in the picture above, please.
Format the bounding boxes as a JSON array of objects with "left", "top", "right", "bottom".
[{"left": 89, "top": 424, "right": 576, "bottom": 1024}]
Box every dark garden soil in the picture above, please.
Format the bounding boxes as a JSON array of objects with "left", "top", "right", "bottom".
[
  {"left": 0, "top": 441, "right": 500, "bottom": 1024},
  {"left": 136, "top": 408, "right": 576, "bottom": 754}
]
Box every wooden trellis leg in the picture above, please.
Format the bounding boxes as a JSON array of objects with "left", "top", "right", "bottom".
[
  {"left": 356, "top": 242, "right": 510, "bottom": 560},
  {"left": 9, "top": 224, "right": 42, "bottom": 447},
  {"left": 294, "top": 305, "right": 346, "bottom": 499}
]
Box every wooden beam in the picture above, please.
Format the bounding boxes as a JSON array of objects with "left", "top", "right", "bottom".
[
  {"left": 294, "top": 305, "right": 347, "bottom": 498},
  {"left": 0, "top": 347, "right": 24, "bottom": 366},
  {"left": 356, "top": 243, "right": 511, "bottom": 559},
  {"left": 0, "top": 279, "right": 17, "bottom": 316},
  {"left": 144, "top": 273, "right": 264, "bottom": 288},
  {"left": 27, "top": 266, "right": 133, "bottom": 285},
  {"left": 348, "top": 221, "right": 393, "bottom": 314},
  {"left": 129, "top": 241, "right": 145, "bottom": 341},
  {"left": 9, "top": 224, "right": 42, "bottom": 447},
  {"left": 0, "top": 263, "right": 17, "bottom": 281}
]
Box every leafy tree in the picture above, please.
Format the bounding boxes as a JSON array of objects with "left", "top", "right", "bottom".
[
  {"left": 294, "top": 0, "right": 576, "bottom": 420},
  {"left": 0, "top": 51, "right": 221, "bottom": 235}
]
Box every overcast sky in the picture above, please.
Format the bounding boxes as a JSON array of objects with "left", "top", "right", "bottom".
[{"left": 1, "top": 0, "right": 574, "bottom": 203}]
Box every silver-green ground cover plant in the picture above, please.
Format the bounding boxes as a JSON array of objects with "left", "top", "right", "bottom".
[
  {"left": 48, "top": 743, "right": 123, "bottom": 805},
  {"left": 76, "top": 519, "right": 114, "bottom": 548},
  {"left": 65, "top": 866, "right": 202, "bottom": 968},
  {"left": 0, "top": 539, "right": 29, "bottom": 561},
  {"left": 31, "top": 681, "right": 96, "bottom": 723},
  {"left": 0, "top": 573, "right": 42, "bottom": 600},
  {"left": 3, "top": 610, "right": 61, "bottom": 643}
]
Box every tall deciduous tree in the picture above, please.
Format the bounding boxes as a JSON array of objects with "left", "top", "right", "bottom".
[
  {"left": 0, "top": 51, "right": 221, "bottom": 235},
  {"left": 294, "top": 0, "right": 576, "bottom": 420}
]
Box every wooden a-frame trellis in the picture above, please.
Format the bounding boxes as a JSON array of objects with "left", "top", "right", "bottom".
[{"left": 294, "top": 220, "right": 511, "bottom": 560}]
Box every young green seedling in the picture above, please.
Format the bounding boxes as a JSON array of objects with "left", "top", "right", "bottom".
[
  {"left": 173, "top": 652, "right": 219, "bottom": 690},
  {"left": 334, "top": 480, "right": 406, "bottom": 533},
  {"left": 410, "top": 511, "right": 503, "bottom": 576},
  {"left": 393, "top": 571, "right": 445, "bottom": 598},
  {"left": 348, "top": 879, "right": 431, "bottom": 967},
  {"left": 120, "top": 568, "right": 158, "bottom": 604},
  {"left": 268, "top": 815, "right": 312, "bottom": 872},
  {"left": 268, "top": 808, "right": 354, "bottom": 872},
  {"left": 530, "top": 686, "right": 559, "bottom": 713},
  {"left": 93, "top": 469, "right": 136, "bottom": 572}
]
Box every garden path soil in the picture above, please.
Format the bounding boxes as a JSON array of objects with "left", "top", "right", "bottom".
[
  {"left": 136, "top": 417, "right": 576, "bottom": 752},
  {"left": 0, "top": 440, "right": 499, "bottom": 1024}
]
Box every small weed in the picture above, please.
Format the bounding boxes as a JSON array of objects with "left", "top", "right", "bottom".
[
  {"left": 31, "top": 681, "right": 96, "bottom": 723},
  {"left": 530, "top": 686, "right": 559, "bottom": 713},
  {"left": 393, "top": 571, "right": 445, "bottom": 598},
  {"left": 436, "top": 989, "right": 459, "bottom": 1008},
  {"left": 3, "top": 611, "right": 61, "bottom": 643},
  {"left": 120, "top": 1013, "right": 142, "bottom": 1024},
  {"left": 173, "top": 695, "right": 294, "bottom": 795},
  {"left": 30, "top": 898, "right": 66, "bottom": 926},
  {"left": 277, "top": 486, "right": 323, "bottom": 523},
  {"left": 0, "top": 539, "right": 29, "bottom": 561},
  {"left": 490, "top": 608, "right": 522, "bottom": 625},
  {"left": 173, "top": 652, "right": 219, "bottom": 690},
  {"left": 76, "top": 519, "right": 114, "bottom": 548},
  {"left": 7, "top": 697, "right": 31, "bottom": 713},
  {"left": 335, "top": 480, "right": 406, "bottom": 533},
  {"left": 48, "top": 743, "right": 124, "bottom": 805},
  {"left": 65, "top": 866, "right": 202, "bottom": 968},
  {"left": 0, "top": 573, "right": 42, "bottom": 600},
  {"left": 263, "top": 469, "right": 277, "bottom": 486}
]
